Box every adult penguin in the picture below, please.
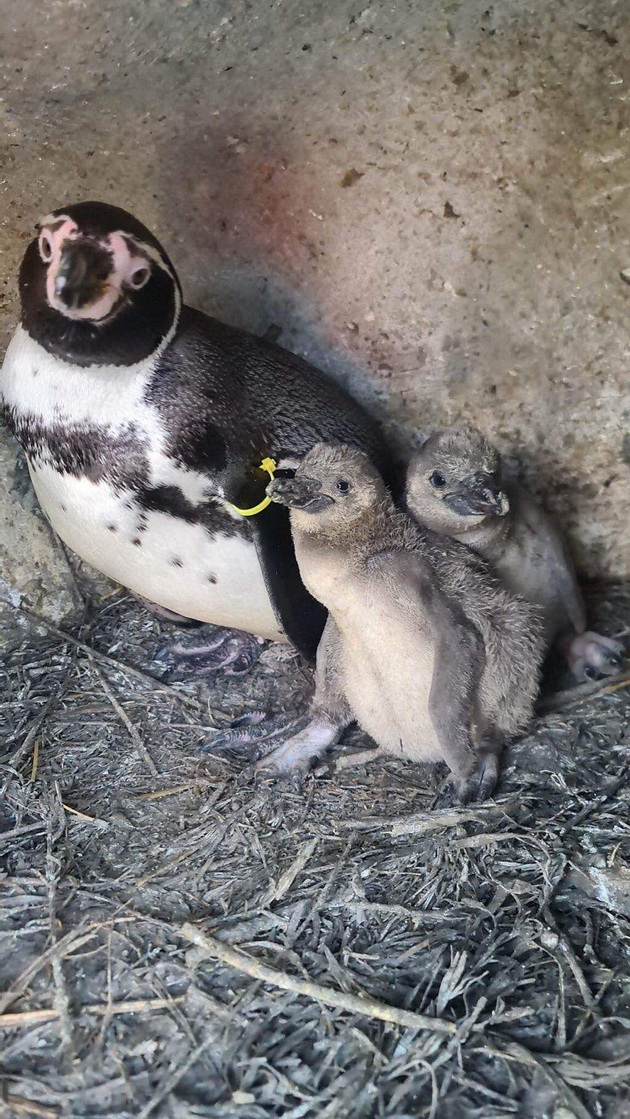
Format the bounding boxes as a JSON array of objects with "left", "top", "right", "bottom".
[{"left": 1, "top": 201, "right": 392, "bottom": 669}]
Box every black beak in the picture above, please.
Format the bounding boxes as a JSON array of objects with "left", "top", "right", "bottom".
[
  {"left": 447, "top": 473, "right": 509, "bottom": 517},
  {"left": 54, "top": 239, "right": 112, "bottom": 310},
  {"left": 267, "top": 476, "right": 334, "bottom": 513}
]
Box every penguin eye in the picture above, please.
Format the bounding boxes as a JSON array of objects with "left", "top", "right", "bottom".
[
  {"left": 429, "top": 471, "right": 446, "bottom": 489},
  {"left": 38, "top": 231, "right": 54, "bottom": 263},
  {"left": 129, "top": 264, "right": 151, "bottom": 290},
  {"left": 336, "top": 479, "right": 351, "bottom": 495}
]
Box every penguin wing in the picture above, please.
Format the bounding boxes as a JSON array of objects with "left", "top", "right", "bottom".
[
  {"left": 517, "top": 486, "right": 586, "bottom": 633},
  {"left": 371, "top": 547, "right": 477, "bottom": 636},
  {"left": 250, "top": 499, "right": 328, "bottom": 662}
]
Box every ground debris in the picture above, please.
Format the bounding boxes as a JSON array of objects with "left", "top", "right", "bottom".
[{"left": 1, "top": 580, "right": 630, "bottom": 1116}]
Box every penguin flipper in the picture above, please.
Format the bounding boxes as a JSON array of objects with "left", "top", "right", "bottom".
[
  {"left": 517, "top": 487, "right": 586, "bottom": 634},
  {"left": 250, "top": 501, "right": 328, "bottom": 662}
]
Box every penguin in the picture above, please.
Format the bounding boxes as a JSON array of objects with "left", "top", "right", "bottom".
[
  {"left": 404, "top": 427, "right": 625, "bottom": 681},
  {"left": 0, "top": 201, "right": 393, "bottom": 665},
  {"left": 255, "top": 443, "right": 544, "bottom": 802}
]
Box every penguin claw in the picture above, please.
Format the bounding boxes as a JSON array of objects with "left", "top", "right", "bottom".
[
  {"left": 439, "top": 756, "right": 499, "bottom": 807},
  {"left": 156, "top": 628, "right": 267, "bottom": 679}
]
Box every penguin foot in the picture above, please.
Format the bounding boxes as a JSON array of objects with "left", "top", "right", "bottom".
[
  {"left": 564, "top": 631, "right": 625, "bottom": 681},
  {"left": 156, "top": 627, "right": 267, "bottom": 679},
  {"left": 253, "top": 714, "right": 342, "bottom": 777},
  {"left": 135, "top": 595, "right": 202, "bottom": 627},
  {"left": 441, "top": 755, "right": 499, "bottom": 806},
  {"left": 202, "top": 712, "right": 309, "bottom": 756}
]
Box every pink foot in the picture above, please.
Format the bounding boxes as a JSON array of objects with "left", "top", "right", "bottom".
[
  {"left": 255, "top": 715, "right": 342, "bottom": 777},
  {"left": 156, "top": 627, "right": 266, "bottom": 678}
]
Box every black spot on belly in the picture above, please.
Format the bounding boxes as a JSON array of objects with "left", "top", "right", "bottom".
[
  {"left": 136, "top": 483, "right": 247, "bottom": 540},
  {"left": 207, "top": 573, "right": 217, "bottom": 584},
  {"left": 132, "top": 537, "right": 142, "bottom": 547},
  {"left": 170, "top": 557, "right": 183, "bottom": 568},
  {"left": 107, "top": 523, "right": 118, "bottom": 532}
]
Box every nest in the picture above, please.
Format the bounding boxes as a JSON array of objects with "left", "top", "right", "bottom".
[{"left": 1, "top": 572, "right": 630, "bottom": 1118}]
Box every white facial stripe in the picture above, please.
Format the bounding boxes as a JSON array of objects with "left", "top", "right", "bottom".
[
  {"left": 120, "top": 234, "right": 178, "bottom": 285},
  {"left": 117, "top": 233, "right": 183, "bottom": 331},
  {"left": 38, "top": 212, "right": 72, "bottom": 230}
]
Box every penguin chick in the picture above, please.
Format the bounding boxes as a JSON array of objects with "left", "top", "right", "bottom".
[
  {"left": 265, "top": 443, "right": 544, "bottom": 802},
  {"left": 405, "top": 427, "right": 625, "bottom": 681}
]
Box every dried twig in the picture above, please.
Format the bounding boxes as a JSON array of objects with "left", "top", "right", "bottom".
[
  {"left": 0, "top": 921, "right": 128, "bottom": 1015},
  {"left": 537, "top": 671, "right": 630, "bottom": 714},
  {"left": 263, "top": 836, "right": 319, "bottom": 905},
  {"left": 18, "top": 607, "right": 205, "bottom": 713},
  {"left": 3, "top": 1094, "right": 58, "bottom": 1119},
  {"left": 0, "top": 996, "right": 183, "bottom": 1028},
  {"left": 178, "top": 922, "right": 457, "bottom": 1034},
  {"left": 90, "top": 661, "right": 159, "bottom": 776},
  {"left": 45, "top": 816, "right": 73, "bottom": 1056},
  {"left": 137, "top": 1034, "right": 216, "bottom": 1119},
  {"left": 340, "top": 799, "right": 517, "bottom": 836},
  {"left": 132, "top": 783, "right": 203, "bottom": 802},
  {"left": 30, "top": 740, "right": 40, "bottom": 782}
]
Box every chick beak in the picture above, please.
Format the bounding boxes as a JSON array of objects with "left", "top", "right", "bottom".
[
  {"left": 448, "top": 473, "right": 510, "bottom": 517},
  {"left": 267, "top": 475, "right": 334, "bottom": 513},
  {"left": 54, "top": 239, "right": 112, "bottom": 311}
]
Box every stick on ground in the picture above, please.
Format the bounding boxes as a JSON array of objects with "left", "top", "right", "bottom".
[{"left": 178, "top": 922, "right": 457, "bottom": 1034}]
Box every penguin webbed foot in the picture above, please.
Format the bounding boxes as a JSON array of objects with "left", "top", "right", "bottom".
[
  {"left": 155, "top": 627, "right": 267, "bottom": 679},
  {"left": 564, "top": 631, "right": 625, "bottom": 682},
  {"left": 201, "top": 711, "right": 309, "bottom": 757},
  {"left": 136, "top": 595, "right": 203, "bottom": 627},
  {"left": 252, "top": 713, "right": 342, "bottom": 778},
  {"left": 439, "top": 753, "right": 499, "bottom": 807}
]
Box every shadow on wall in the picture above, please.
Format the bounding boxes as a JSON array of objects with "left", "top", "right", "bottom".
[
  {"left": 157, "top": 99, "right": 628, "bottom": 576},
  {"left": 159, "top": 124, "right": 340, "bottom": 349},
  {"left": 157, "top": 120, "right": 410, "bottom": 441}
]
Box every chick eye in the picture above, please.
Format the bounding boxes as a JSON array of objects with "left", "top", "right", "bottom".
[
  {"left": 336, "top": 479, "right": 351, "bottom": 494},
  {"left": 429, "top": 471, "right": 446, "bottom": 489}
]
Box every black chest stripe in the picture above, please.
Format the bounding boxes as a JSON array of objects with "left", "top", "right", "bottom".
[{"left": 4, "top": 407, "right": 246, "bottom": 540}]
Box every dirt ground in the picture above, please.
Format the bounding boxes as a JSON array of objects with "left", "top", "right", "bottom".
[{"left": 2, "top": 564, "right": 630, "bottom": 1118}]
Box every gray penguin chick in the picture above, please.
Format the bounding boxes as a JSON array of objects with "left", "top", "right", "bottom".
[
  {"left": 405, "top": 427, "right": 624, "bottom": 681},
  {"left": 263, "top": 442, "right": 544, "bottom": 802}
]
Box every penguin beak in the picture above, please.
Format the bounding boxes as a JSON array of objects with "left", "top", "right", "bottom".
[
  {"left": 447, "top": 474, "right": 509, "bottom": 517},
  {"left": 53, "top": 239, "right": 113, "bottom": 311},
  {"left": 267, "top": 476, "right": 334, "bottom": 513}
]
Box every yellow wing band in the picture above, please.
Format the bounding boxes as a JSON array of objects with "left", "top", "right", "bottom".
[{"left": 230, "top": 457, "right": 278, "bottom": 517}]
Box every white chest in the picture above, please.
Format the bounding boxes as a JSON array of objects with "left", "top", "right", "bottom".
[
  {"left": 1, "top": 327, "right": 283, "bottom": 639},
  {"left": 311, "top": 564, "right": 441, "bottom": 759}
]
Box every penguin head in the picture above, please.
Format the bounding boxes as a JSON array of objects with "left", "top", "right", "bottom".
[
  {"left": 19, "top": 201, "right": 182, "bottom": 366},
  {"left": 268, "top": 442, "right": 389, "bottom": 535},
  {"left": 406, "top": 427, "right": 509, "bottom": 529}
]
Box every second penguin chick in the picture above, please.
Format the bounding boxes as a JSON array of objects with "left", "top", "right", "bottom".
[
  {"left": 267, "top": 443, "right": 544, "bottom": 802},
  {"left": 405, "top": 427, "right": 624, "bottom": 681}
]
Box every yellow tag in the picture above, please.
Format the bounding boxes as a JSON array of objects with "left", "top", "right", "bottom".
[{"left": 230, "top": 457, "right": 278, "bottom": 517}]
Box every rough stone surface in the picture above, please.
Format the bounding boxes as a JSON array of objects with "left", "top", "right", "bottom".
[
  {"left": 0, "top": 434, "right": 82, "bottom": 647},
  {"left": 1, "top": 0, "right": 629, "bottom": 582}
]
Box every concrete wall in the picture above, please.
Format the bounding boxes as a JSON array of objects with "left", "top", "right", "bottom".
[{"left": 1, "top": 0, "right": 629, "bottom": 596}]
